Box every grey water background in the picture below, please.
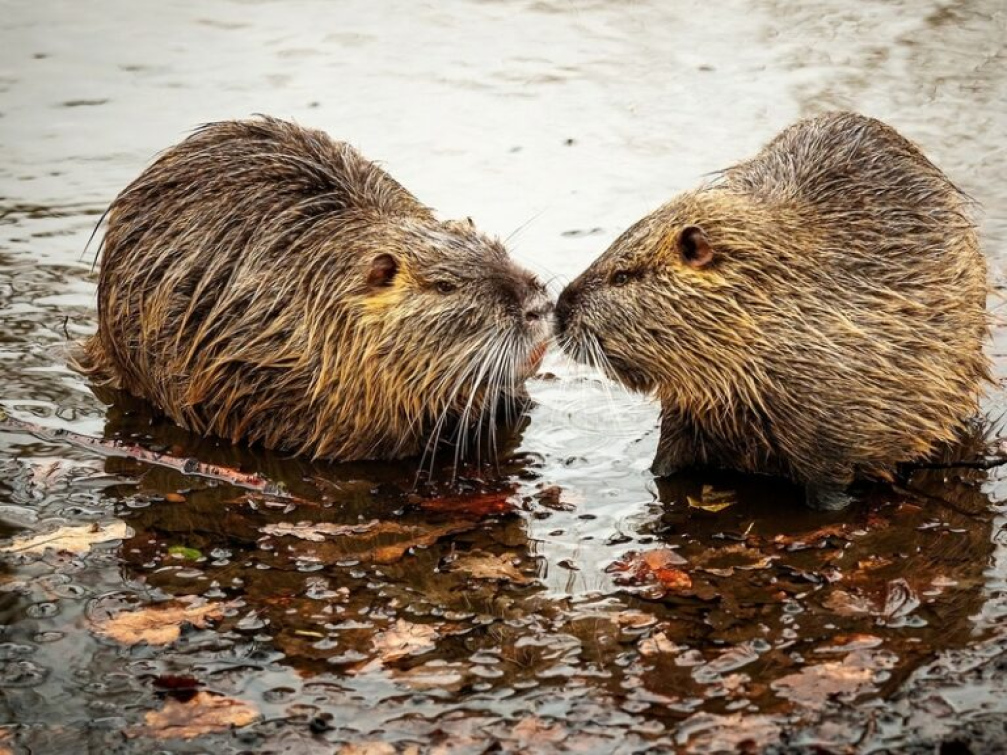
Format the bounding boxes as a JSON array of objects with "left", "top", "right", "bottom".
[{"left": 1, "top": 0, "right": 1006, "bottom": 752}]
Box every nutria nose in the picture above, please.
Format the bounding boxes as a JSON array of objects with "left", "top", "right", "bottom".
[
  {"left": 555, "top": 283, "right": 579, "bottom": 333},
  {"left": 524, "top": 298, "right": 553, "bottom": 323}
]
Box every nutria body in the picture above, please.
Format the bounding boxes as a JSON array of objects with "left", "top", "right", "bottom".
[
  {"left": 77, "top": 117, "right": 551, "bottom": 462},
  {"left": 556, "top": 112, "right": 989, "bottom": 507}
]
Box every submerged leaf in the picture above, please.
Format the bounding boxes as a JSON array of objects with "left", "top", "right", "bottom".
[
  {"left": 93, "top": 599, "right": 231, "bottom": 646},
  {"left": 608, "top": 549, "right": 692, "bottom": 593},
  {"left": 771, "top": 650, "right": 894, "bottom": 709},
  {"left": 167, "top": 545, "right": 202, "bottom": 561},
  {"left": 446, "top": 551, "right": 533, "bottom": 584},
  {"left": 370, "top": 619, "right": 438, "bottom": 665},
  {"left": 687, "top": 485, "right": 738, "bottom": 513},
  {"left": 130, "top": 691, "right": 259, "bottom": 739},
  {"left": 0, "top": 520, "right": 131, "bottom": 556},
  {"left": 261, "top": 520, "right": 381, "bottom": 542}
]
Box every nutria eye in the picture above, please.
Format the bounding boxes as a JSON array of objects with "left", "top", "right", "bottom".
[
  {"left": 611, "top": 271, "right": 631, "bottom": 287},
  {"left": 435, "top": 280, "right": 457, "bottom": 294}
]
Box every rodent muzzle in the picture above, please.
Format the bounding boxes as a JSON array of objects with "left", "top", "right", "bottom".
[{"left": 554, "top": 278, "right": 582, "bottom": 336}]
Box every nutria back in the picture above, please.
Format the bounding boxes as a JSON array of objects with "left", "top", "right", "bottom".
[
  {"left": 557, "top": 112, "right": 988, "bottom": 504},
  {"left": 78, "top": 117, "right": 552, "bottom": 462}
]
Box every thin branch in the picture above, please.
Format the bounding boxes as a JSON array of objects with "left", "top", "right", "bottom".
[{"left": 0, "top": 406, "right": 291, "bottom": 498}]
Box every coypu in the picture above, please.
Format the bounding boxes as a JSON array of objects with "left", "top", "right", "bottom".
[
  {"left": 556, "top": 112, "right": 989, "bottom": 508},
  {"left": 76, "top": 116, "right": 552, "bottom": 463}
]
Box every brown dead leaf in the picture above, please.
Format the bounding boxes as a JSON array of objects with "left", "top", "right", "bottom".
[
  {"left": 0, "top": 520, "right": 131, "bottom": 556},
  {"left": 881, "top": 578, "right": 919, "bottom": 621},
  {"left": 338, "top": 744, "right": 399, "bottom": 755},
  {"left": 814, "top": 634, "right": 883, "bottom": 654},
  {"left": 371, "top": 619, "right": 438, "bottom": 664},
  {"left": 613, "top": 610, "right": 658, "bottom": 631},
  {"left": 287, "top": 521, "right": 475, "bottom": 566},
  {"left": 693, "top": 543, "right": 775, "bottom": 575},
  {"left": 771, "top": 651, "right": 893, "bottom": 709},
  {"left": 394, "top": 662, "right": 467, "bottom": 692},
  {"left": 416, "top": 490, "right": 517, "bottom": 517},
  {"left": 261, "top": 520, "right": 380, "bottom": 542},
  {"left": 93, "top": 599, "right": 230, "bottom": 646},
  {"left": 677, "top": 712, "right": 782, "bottom": 752},
  {"left": 510, "top": 716, "right": 567, "bottom": 746},
  {"left": 687, "top": 484, "right": 738, "bottom": 513},
  {"left": 0, "top": 728, "right": 12, "bottom": 755},
  {"left": 638, "top": 631, "right": 682, "bottom": 656},
  {"left": 446, "top": 551, "right": 533, "bottom": 584},
  {"left": 129, "top": 691, "right": 259, "bottom": 739},
  {"left": 772, "top": 523, "right": 850, "bottom": 549},
  {"left": 608, "top": 549, "right": 692, "bottom": 593},
  {"left": 822, "top": 589, "right": 875, "bottom": 616}
]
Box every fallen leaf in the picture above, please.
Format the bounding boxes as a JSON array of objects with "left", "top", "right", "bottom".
[
  {"left": 771, "top": 651, "right": 893, "bottom": 709},
  {"left": 446, "top": 551, "right": 533, "bottom": 584},
  {"left": 881, "top": 578, "right": 919, "bottom": 621},
  {"left": 813, "top": 634, "right": 883, "bottom": 654},
  {"left": 693, "top": 543, "right": 775, "bottom": 575},
  {"left": 286, "top": 521, "right": 475, "bottom": 566},
  {"left": 261, "top": 520, "right": 381, "bottom": 542},
  {"left": 416, "top": 490, "right": 517, "bottom": 517},
  {"left": 93, "top": 599, "right": 230, "bottom": 646},
  {"left": 0, "top": 520, "right": 131, "bottom": 556},
  {"left": 687, "top": 485, "right": 738, "bottom": 513},
  {"left": 608, "top": 549, "right": 692, "bottom": 593},
  {"left": 676, "top": 712, "right": 782, "bottom": 751},
  {"left": 704, "top": 642, "right": 761, "bottom": 675},
  {"left": 613, "top": 610, "right": 658, "bottom": 631},
  {"left": 773, "top": 524, "right": 850, "bottom": 549},
  {"left": 167, "top": 545, "right": 202, "bottom": 561},
  {"left": 27, "top": 459, "right": 104, "bottom": 494},
  {"left": 822, "top": 590, "right": 875, "bottom": 616},
  {"left": 510, "top": 716, "right": 567, "bottom": 746},
  {"left": 0, "top": 728, "right": 12, "bottom": 755},
  {"left": 639, "top": 631, "right": 682, "bottom": 656},
  {"left": 338, "top": 744, "right": 397, "bottom": 755},
  {"left": 128, "top": 691, "right": 259, "bottom": 739},
  {"left": 371, "top": 619, "right": 438, "bottom": 664}
]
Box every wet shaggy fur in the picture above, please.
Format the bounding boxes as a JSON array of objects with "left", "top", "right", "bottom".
[
  {"left": 557, "top": 112, "right": 989, "bottom": 501},
  {"left": 77, "top": 117, "right": 552, "bottom": 462}
]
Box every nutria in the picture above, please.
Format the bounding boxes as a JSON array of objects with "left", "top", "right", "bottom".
[
  {"left": 76, "top": 116, "right": 552, "bottom": 463},
  {"left": 556, "top": 112, "right": 989, "bottom": 508}
]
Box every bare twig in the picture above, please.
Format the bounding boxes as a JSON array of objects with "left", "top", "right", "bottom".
[{"left": 0, "top": 406, "right": 291, "bottom": 497}]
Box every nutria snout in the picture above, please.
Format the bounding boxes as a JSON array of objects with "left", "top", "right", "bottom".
[
  {"left": 558, "top": 111, "right": 989, "bottom": 508},
  {"left": 75, "top": 116, "right": 553, "bottom": 463}
]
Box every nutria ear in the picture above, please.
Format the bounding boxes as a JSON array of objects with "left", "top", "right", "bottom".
[
  {"left": 679, "top": 226, "right": 715, "bottom": 269},
  {"left": 367, "top": 253, "right": 398, "bottom": 287}
]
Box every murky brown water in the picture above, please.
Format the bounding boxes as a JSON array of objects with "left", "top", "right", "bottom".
[{"left": 2, "top": 1, "right": 1006, "bottom": 752}]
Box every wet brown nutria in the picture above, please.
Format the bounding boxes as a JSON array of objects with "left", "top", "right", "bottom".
[
  {"left": 556, "top": 112, "right": 989, "bottom": 508},
  {"left": 76, "top": 116, "right": 552, "bottom": 463}
]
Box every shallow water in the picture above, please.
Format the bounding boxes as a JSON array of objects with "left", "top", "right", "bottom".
[{"left": 2, "top": 0, "right": 1006, "bottom": 752}]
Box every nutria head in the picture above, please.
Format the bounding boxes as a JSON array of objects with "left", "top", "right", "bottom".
[
  {"left": 555, "top": 190, "right": 783, "bottom": 408},
  {"left": 337, "top": 214, "right": 553, "bottom": 460},
  {"left": 77, "top": 117, "right": 553, "bottom": 465}
]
